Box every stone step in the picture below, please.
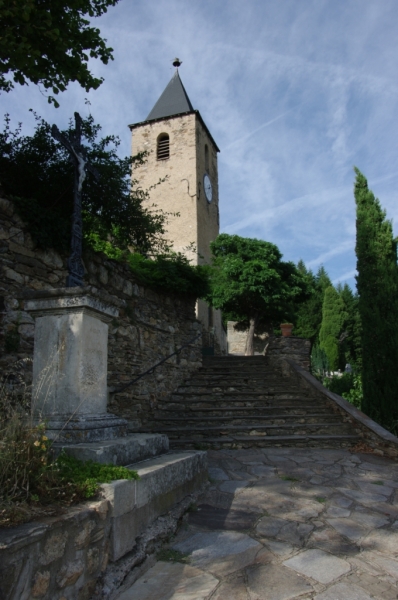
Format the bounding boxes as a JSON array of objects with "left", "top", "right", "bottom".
[
  {"left": 100, "top": 450, "right": 207, "bottom": 561},
  {"left": 151, "top": 423, "right": 354, "bottom": 437},
  {"left": 54, "top": 432, "right": 169, "bottom": 466},
  {"left": 153, "top": 355, "right": 359, "bottom": 450},
  {"left": 171, "top": 391, "right": 317, "bottom": 399},
  {"left": 178, "top": 381, "right": 293, "bottom": 389},
  {"left": 171, "top": 405, "right": 334, "bottom": 414},
  {"left": 167, "top": 397, "right": 322, "bottom": 407},
  {"left": 182, "top": 376, "right": 282, "bottom": 385},
  {"left": 169, "top": 434, "right": 360, "bottom": 449},
  {"left": 152, "top": 413, "right": 342, "bottom": 425}
]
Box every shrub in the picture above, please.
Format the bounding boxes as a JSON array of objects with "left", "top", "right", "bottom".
[
  {"left": 323, "top": 372, "right": 354, "bottom": 397},
  {"left": 0, "top": 360, "right": 138, "bottom": 527}
]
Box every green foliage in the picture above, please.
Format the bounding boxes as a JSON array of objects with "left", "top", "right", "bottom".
[
  {"left": 311, "top": 344, "right": 329, "bottom": 379},
  {"left": 342, "top": 373, "right": 363, "bottom": 409},
  {"left": 0, "top": 113, "right": 168, "bottom": 256},
  {"left": 127, "top": 252, "right": 210, "bottom": 298},
  {"left": 338, "top": 283, "right": 362, "bottom": 369},
  {"left": 354, "top": 168, "right": 398, "bottom": 433},
  {"left": 319, "top": 286, "right": 347, "bottom": 371},
  {"left": 0, "top": 360, "right": 139, "bottom": 526},
  {"left": 54, "top": 453, "right": 138, "bottom": 499},
  {"left": 294, "top": 265, "right": 332, "bottom": 345},
  {"left": 156, "top": 549, "right": 190, "bottom": 564},
  {"left": 323, "top": 372, "right": 354, "bottom": 397},
  {"left": 207, "top": 234, "right": 309, "bottom": 354},
  {"left": 0, "top": 0, "right": 119, "bottom": 106}
]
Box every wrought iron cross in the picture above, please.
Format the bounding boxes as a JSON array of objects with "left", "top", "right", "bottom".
[{"left": 51, "top": 112, "right": 99, "bottom": 287}]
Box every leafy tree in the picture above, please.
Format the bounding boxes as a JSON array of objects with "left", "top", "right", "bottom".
[
  {"left": 0, "top": 0, "right": 119, "bottom": 106},
  {"left": 294, "top": 264, "right": 332, "bottom": 345},
  {"left": 207, "top": 234, "right": 308, "bottom": 355},
  {"left": 0, "top": 112, "right": 167, "bottom": 256},
  {"left": 354, "top": 167, "right": 398, "bottom": 433},
  {"left": 319, "top": 286, "right": 347, "bottom": 371}
]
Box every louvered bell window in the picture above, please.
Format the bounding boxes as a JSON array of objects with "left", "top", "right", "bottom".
[{"left": 157, "top": 134, "right": 170, "bottom": 160}]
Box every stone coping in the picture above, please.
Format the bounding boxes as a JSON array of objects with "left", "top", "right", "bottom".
[
  {"left": 287, "top": 358, "right": 398, "bottom": 448},
  {"left": 24, "top": 286, "right": 119, "bottom": 320}
]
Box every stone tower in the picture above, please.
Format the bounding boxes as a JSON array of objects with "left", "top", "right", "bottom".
[{"left": 129, "top": 67, "right": 226, "bottom": 352}]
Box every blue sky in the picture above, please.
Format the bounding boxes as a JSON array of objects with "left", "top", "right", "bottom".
[{"left": 2, "top": 0, "right": 398, "bottom": 289}]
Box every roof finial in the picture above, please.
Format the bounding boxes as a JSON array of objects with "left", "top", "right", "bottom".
[{"left": 172, "top": 57, "right": 182, "bottom": 68}]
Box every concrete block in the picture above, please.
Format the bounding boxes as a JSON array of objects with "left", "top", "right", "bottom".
[
  {"left": 54, "top": 433, "right": 169, "bottom": 466},
  {"left": 100, "top": 451, "right": 207, "bottom": 561}
]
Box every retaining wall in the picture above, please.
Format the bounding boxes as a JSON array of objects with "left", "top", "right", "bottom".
[
  {"left": 0, "top": 196, "right": 202, "bottom": 428},
  {"left": 286, "top": 359, "right": 398, "bottom": 459}
]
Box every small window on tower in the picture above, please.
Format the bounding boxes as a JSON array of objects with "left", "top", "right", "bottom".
[
  {"left": 157, "top": 133, "right": 170, "bottom": 160},
  {"left": 205, "top": 144, "right": 209, "bottom": 171}
]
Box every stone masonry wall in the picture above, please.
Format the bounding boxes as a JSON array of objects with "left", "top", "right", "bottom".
[
  {"left": 0, "top": 197, "right": 202, "bottom": 428},
  {"left": 0, "top": 497, "right": 111, "bottom": 600},
  {"left": 227, "top": 321, "right": 311, "bottom": 371},
  {"left": 267, "top": 336, "right": 311, "bottom": 371},
  {"left": 227, "top": 321, "right": 269, "bottom": 355}
]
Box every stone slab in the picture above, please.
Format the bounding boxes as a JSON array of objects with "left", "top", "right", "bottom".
[
  {"left": 187, "top": 504, "right": 262, "bottom": 530},
  {"left": 360, "top": 551, "right": 398, "bottom": 579},
  {"left": 246, "top": 563, "right": 313, "bottom": 600},
  {"left": 325, "top": 506, "right": 350, "bottom": 518},
  {"left": 263, "top": 540, "right": 294, "bottom": 557},
  {"left": 307, "top": 528, "right": 358, "bottom": 555},
  {"left": 100, "top": 451, "right": 207, "bottom": 561},
  {"left": 336, "top": 487, "right": 387, "bottom": 505},
  {"left": 54, "top": 433, "right": 169, "bottom": 465},
  {"left": 219, "top": 480, "right": 249, "bottom": 494},
  {"left": 326, "top": 517, "right": 368, "bottom": 541},
  {"left": 209, "top": 467, "right": 229, "bottom": 481},
  {"left": 356, "top": 480, "right": 394, "bottom": 497},
  {"left": 173, "top": 530, "right": 262, "bottom": 576},
  {"left": 210, "top": 575, "right": 249, "bottom": 600},
  {"left": 116, "top": 561, "right": 219, "bottom": 600},
  {"left": 351, "top": 509, "right": 389, "bottom": 529},
  {"left": 314, "top": 581, "right": 375, "bottom": 600},
  {"left": 361, "top": 529, "right": 398, "bottom": 554},
  {"left": 284, "top": 548, "right": 350, "bottom": 583},
  {"left": 277, "top": 521, "right": 314, "bottom": 546},
  {"left": 256, "top": 517, "right": 287, "bottom": 538}
]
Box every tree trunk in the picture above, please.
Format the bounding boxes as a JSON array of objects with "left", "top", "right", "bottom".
[{"left": 245, "top": 315, "right": 258, "bottom": 356}]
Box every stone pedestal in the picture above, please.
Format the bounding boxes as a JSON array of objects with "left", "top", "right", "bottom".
[{"left": 25, "top": 288, "right": 127, "bottom": 443}]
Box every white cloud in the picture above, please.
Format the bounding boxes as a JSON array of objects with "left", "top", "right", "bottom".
[{"left": 1, "top": 0, "right": 398, "bottom": 294}]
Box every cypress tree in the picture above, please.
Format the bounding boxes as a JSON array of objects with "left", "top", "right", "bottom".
[
  {"left": 354, "top": 168, "right": 398, "bottom": 433},
  {"left": 319, "top": 286, "right": 347, "bottom": 371},
  {"left": 338, "top": 283, "right": 362, "bottom": 369}
]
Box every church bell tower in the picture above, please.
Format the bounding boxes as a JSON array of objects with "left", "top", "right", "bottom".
[{"left": 129, "top": 61, "right": 225, "bottom": 348}]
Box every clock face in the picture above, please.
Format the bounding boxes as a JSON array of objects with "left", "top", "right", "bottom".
[{"left": 204, "top": 173, "right": 213, "bottom": 203}]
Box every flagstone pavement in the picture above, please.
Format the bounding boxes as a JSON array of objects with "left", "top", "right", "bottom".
[{"left": 116, "top": 447, "right": 398, "bottom": 600}]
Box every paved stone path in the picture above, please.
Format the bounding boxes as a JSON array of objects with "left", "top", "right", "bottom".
[{"left": 116, "top": 448, "right": 398, "bottom": 600}]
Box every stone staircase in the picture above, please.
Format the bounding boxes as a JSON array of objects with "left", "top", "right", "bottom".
[{"left": 144, "top": 355, "right": 360, "bottom": 449}]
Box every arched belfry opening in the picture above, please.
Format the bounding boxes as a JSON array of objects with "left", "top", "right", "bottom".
[{"left": 157, "top": 133, "right": 170, "bottom": 160}]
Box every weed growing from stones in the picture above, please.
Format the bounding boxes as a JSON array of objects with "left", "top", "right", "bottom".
[
  {"left": 156, "top": 549, "right": 190, "bottom": 564},
  {"left": 0, "top": 358, "right": 138, "bottom": 527},
  {"left": 279, "top": 475, "right": 299, "bottom": 482}
]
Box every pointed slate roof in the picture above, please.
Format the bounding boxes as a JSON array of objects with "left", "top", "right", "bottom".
[{"left": 146, "top": 70, "right": 194, "bottom": 120}]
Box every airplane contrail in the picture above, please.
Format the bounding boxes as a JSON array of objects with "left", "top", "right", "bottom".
[{"left": 224, "top": 111, "right": 291, "bottom": 149}]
